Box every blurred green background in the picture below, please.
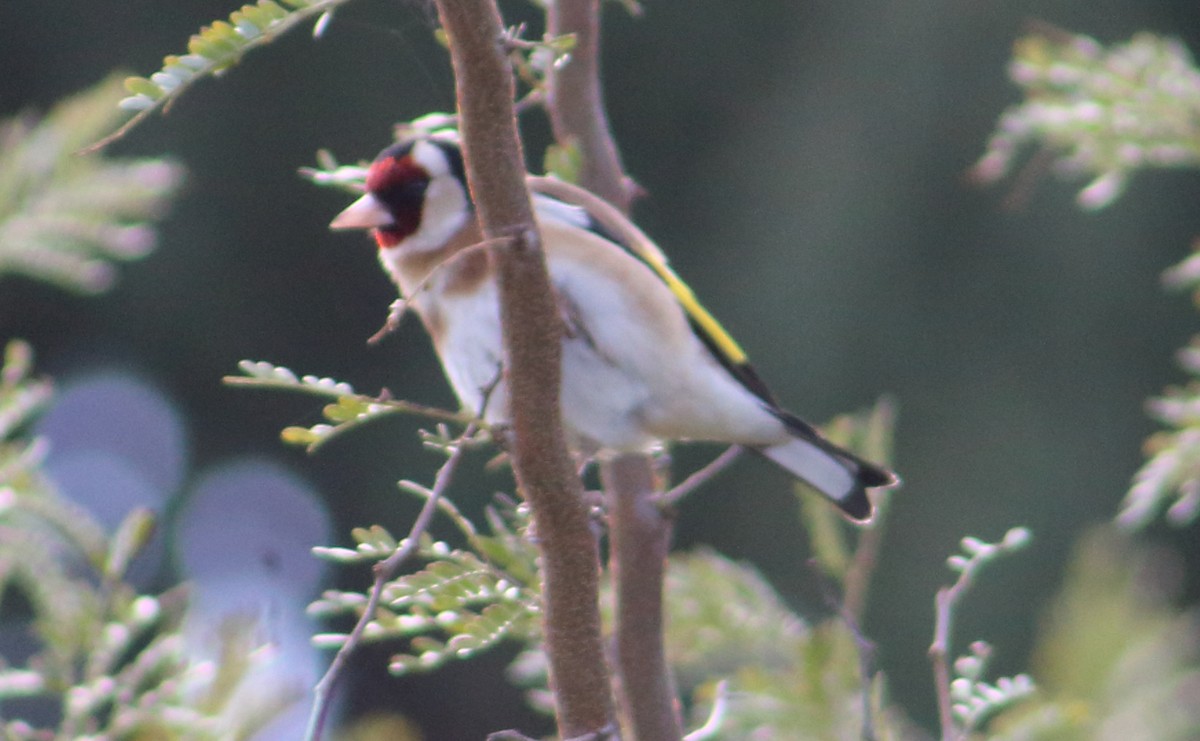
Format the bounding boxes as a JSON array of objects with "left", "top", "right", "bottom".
[{"left": 4, "top": 0, "right": 1200, "bottom": 736}]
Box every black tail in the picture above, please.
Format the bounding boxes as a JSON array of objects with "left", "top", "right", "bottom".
[{"left": 757, "top": 411, "right": 897, "bottom": 522}]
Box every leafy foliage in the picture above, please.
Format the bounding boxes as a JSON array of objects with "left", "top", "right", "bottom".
[
  {"left": 662, "top": 550, "right": 915, "bottom": 740},
  {"left": 974, "top": 29, "right": 1200, "bottom": 530},
  {"left": 226, "top": 360, "right": 480, "bottom": 451},
  {"left": 98, "top": 0, "right": 354, "bottom": 149},
  {"left": 0, "top": 343, "right": 292, "bottom": 739},
  {"left": 1120, "top": 252, "right": 1200, "bottom": 528},
  {"left": 503, "top": 25, "right": 576, "bottom": 100},
  {"left": 310, "top": 498, "right": 542, "bottom": 676},
  {"left": 950, "top": 641, "right": 1036, "bottom": 733},
  {"left": 989, "top": 528, "right": 1200, "bottom": 740},
  {"left": 0, "top": 76, "right": 183, "bottom": 293},
  {"left": 299, "top": 150, "right": 370, "bottom": 194},
  {"left": 932, "top": 528, "right": 1037, "bottom": 738},
  {"left": 974, "top": 29, "right": 1200, "bottom": 209}
]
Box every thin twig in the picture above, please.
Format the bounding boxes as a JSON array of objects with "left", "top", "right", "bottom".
[
  {"left": 83, "top": 0, "right": 353, "bottom": 154},
  {"left": 487, "top": 732, "right": 538, "bottom": 741},
  {"left": 222, "top": 376, "right": 481, "bottom": 431},
  {"left": 490, "top": 725, "right": 620, "bottom": 741},
  {"left": 809, "top": 559, "right": 879, "bottom": 741},
  {"left": 928, "top": 528, "right": 1031, "bottom": 741},
  {"left": 367, "top": 240, "right": 498, "bottom": 345},
  {"left": 929, "top": 555, "right": 994, "bottom": 741},
  {"left": 658, "top": 446, "right": 743, "bottom": 508},
  {"left": 930, "top": 585, "right": 961, "bottom": 741},
  {"left": 304, "top": 424, "right": 478, "bottom": 741}
]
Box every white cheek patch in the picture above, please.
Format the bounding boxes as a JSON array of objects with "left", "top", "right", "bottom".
[
  {"left": 404, "top": 141, "right": 470, "bottom": 253},
  {"left": 411, "top": 140, "right": 451, "bottom": 177},
  {"left": 408, "top": 178, "right": 468, "bottom": 251}
]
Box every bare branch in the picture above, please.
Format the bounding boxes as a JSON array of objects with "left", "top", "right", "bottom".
[
  {"left": 547, "top": 0, "right": 635, "bottom": 209},
  {"left": 930, "top": 584, "right": 961, "bottom": 741}
]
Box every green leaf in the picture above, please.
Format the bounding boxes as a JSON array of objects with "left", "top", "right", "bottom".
[
  {"left": 103, "top": 507, "right": 157, "bottom": 581},
  {"left": 543, "top": 141, "right": 583, "bottom": 184},
  {"left": 281, "top": 425, "right": 323, "bottom": 446},
  {"left": 1121, "top": 335, "right": 1200, "bottom": 528},
  {"left": 311, "top": 505, "right": 541, "bottom": 677},
  {"left": 664, "top": 549, "right": 808, "bottom": 689},
  {"left": 226, "top": 360, "right": 479, "bottom": 452},
  {"left": 123, "top": 76, "right": 164, "bottom": 100},
  {"left": 92, "top": 0, "right": 356, "bottom": 150},
  {"left": 664, "top": 549, "right": 914, "bottom": 738}
]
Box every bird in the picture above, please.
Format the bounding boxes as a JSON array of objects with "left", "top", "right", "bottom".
[{"left": 329, "top": 131, "right": 897, "bottom": 521}]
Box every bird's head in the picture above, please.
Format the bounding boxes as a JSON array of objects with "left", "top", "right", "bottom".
[{"left": 330, "top": 131, "right": 471, "bottom": 253}]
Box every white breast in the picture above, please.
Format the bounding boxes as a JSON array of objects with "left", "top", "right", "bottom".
[
  {"left": 421, "top": 266, "right": 658, "bottom": 451},
  {"left": 419, "top": 282, "right": 507, "bottom": 423}
]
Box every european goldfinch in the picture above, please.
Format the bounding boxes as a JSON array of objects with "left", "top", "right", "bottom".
[{"left": 330, "top": 132, "right": 896, "bottom": 521}]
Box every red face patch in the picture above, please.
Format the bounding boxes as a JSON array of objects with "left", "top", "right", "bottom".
[
  {"left": 366, "top": 155, "right": 430, "bottom": 248},
  {"left": 366, "top": 154, "right": 425, "bottom": 193}
]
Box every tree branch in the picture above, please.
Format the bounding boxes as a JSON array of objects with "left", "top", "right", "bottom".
[
  {"left": 601, "top": 455, "right": 683, "bottom": 740},
  {"left": 547, "top": 3, "right": 681, "bottom": 739},
  {"left": 432, "top": 2, "right": 614, "bottom": 737},
  {"left": 547, "top": 0, "right": 635, "bottom": 210}
]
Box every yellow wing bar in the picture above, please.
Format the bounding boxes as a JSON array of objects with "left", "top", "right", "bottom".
[
  {"left": 641, "top": 253, "right": 749, "bottom": 366},
  {"left": 527, "top": 175, "right": 750, "bottom": 367}
]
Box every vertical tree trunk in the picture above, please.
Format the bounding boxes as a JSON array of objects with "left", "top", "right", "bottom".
[
  {"left": 433, "top": 2, "right": 615, "bottom": 737},
  {"left": 548, "top": 2, "right": 684, "bottom": 739}
]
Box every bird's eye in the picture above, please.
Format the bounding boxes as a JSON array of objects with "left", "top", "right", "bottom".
[{"left": 377, "top": 178, "right": 428, "bottom": 210}]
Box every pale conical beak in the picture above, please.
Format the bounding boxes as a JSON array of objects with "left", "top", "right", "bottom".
[{"left": 330, "top": 192, "right": 394, "bottom": 230}]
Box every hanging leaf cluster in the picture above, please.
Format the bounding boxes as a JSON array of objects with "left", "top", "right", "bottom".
[
  {"left": 1119, "top": 242, "right": 1200, "bottom": 529},
  {"left": 974, "top": 29, "right": 1200, "bottom": 209},
  {"left": 0, "top": 77, "right": 183, "bottom": 293}
]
